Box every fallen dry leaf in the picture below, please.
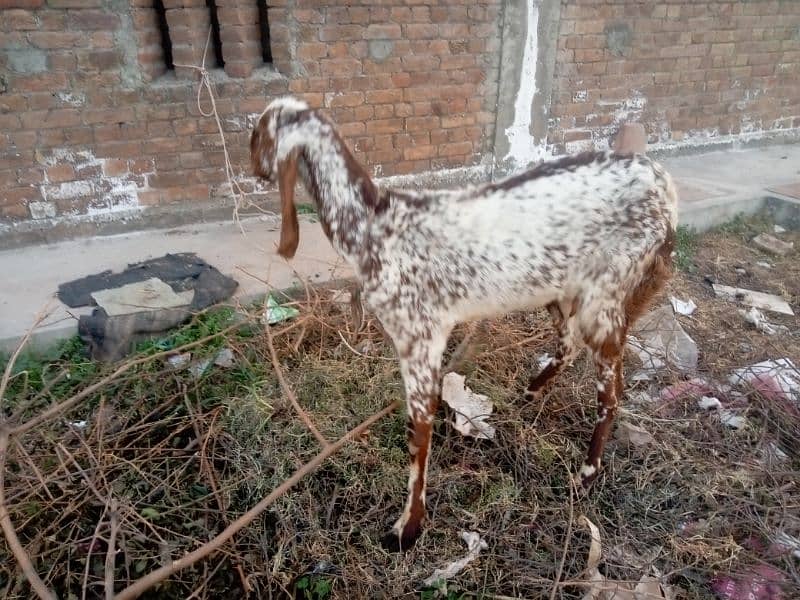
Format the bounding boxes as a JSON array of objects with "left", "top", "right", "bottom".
[{"left": 581, "top": 516, "right": 675, "bottom": 600}]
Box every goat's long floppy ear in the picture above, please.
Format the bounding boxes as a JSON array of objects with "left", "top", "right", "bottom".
[{"left": 277, "top": 151, "right": 300, "bottom": 259}]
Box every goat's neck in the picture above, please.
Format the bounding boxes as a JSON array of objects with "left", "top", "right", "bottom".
[{"left": 294, "top": 127, "right": 381, "bottom": 273}]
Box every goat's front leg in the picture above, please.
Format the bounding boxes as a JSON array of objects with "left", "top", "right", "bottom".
[{"left": 381, "top": 330, "right": 449, "bottom": 552}]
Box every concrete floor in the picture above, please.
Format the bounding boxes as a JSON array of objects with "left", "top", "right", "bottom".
[
  {"left": 1, "top": 215, "right": 352, "bottom": 352},
  {"left": 2, "top": 144, "right": 799, "bottom": 353}
]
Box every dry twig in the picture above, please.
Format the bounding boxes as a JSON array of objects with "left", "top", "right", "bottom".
[
  {"left": 113, "top": 400, "right": 399, "bottom": 600},
  {"left": 264, "top": 319, "right": 330, "bottom": 447}
]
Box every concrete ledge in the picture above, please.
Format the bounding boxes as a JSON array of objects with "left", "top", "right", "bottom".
[
  {"left": 649, "top": 129, "right": 800, "bottom": 160},
  {"left": 0, "top": 162, "right": 494, "bottom": 252}
]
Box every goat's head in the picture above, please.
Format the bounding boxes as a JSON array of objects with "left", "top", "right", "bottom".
[{"left": 250, "top": 96, "right": 310, "bottom": 259}]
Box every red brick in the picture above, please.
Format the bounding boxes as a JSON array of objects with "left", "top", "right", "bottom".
[
  {"left": 298, "top": 43, "right": 328, "bottom": 60},
  {"left": 27, "top": 31, "right": 84, "bottom": 48},
  {"left": 374, "top": 104, "right": 394, "bottom": 119},
  {"left": 406, "top": 116, "right": 440, "bottom": 131},
  {"left": 364, "top": 24, "right": 402, "bottom": 40},
  {"left": 67, "top": 9, "right": 119, "bottom": 30},
  {"left": 403, "top": 145, "right": 437, "bottom": 160},
  {"left": 101, "top": 159, "right": 128, "bottom": 177},
  {"left": 439, "top": 141, "right": 473, "bottom": 157},
  {"left": 10, "top": 73, "right": 69, "bottom": 93},
  {"left": 365, "top": 118, "right": 402, "bottom": 134},
  {"left": 0, "top": 114, "right": 22, "bottom": 131},
  {"left": 404, "top": 24, "right": 439, "bottom": 40},
  {"left": 318, "top": 25, "right": 363, "bottom": 42},
  {"left": 45, "top": 164, "right": 76, "bottom": 183},
  {"left": 2, "top": 8, "right": 38, "bottom": 29},
  {"left": 441, "top": 114, "right": 476, "bottom": 129},
  {"left": 16, "top": 166, "right": 44, "bottom": 185},
  {"left": 326, "top": 91, "right": 364, "bottom": 108},
  {"left": 366, "top": 89, "right": 404, "bottom": 104},
  {"left": 0, "top": 0, "right": 43, "bottom": 8}
]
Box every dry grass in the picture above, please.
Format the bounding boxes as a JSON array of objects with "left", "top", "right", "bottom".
[{"left": 1, "top": 215, "right": 799, "bottom": 599}]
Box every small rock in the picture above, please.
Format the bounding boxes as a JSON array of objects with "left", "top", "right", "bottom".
[
  {"left": 355, "top": 339, "right": 379, "bottom": 355},
  {"left": 331, "top": 289, "right": 352, "bottom": 305},
  {"left": 213, "top": 347, "right": 235, "bottom": 368},
  {"left": 167, "top": 352, "right": 192, "bottom": 369},
  {"left": 752, "top": 233, "right": 794, "bottom": 256},
  {"left": 734, "top": 267, "right": 747, "bottom": 275},
  {"left": 615, "top": 421, "right": 654, "bottom": 447},
  {"left": 189, "top": 358, "right": 213, "bottom": 379},
  {"left": 756, "top": 261, "right": 773, "bottom": 269},
  {"left": 773, "top": 225, "right": 787, "bottom": 234}
]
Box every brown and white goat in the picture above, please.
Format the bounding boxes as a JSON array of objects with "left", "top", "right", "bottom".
[{"left": 250, "top": 97, "right": 678, "bottom": 551}]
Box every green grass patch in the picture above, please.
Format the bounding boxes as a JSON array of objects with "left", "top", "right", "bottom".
[{"left": 674, "top": 224, "right": 698, "bottom": 272}]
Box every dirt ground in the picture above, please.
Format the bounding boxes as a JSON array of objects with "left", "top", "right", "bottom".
[{"left": 1, "top": 214, "right": 798, "bottom": 599}]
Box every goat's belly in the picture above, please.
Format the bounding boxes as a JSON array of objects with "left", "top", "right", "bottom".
[{"left": 446, "top": 287, "right": 561, "bottom": 323}]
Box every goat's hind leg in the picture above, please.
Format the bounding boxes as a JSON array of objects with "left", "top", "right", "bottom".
[
  {"left": 525, "top": 301, "right": 581, "bottom": 401},
  {"left": 579, "top": 332, "right": 624, "bottom": 487}
]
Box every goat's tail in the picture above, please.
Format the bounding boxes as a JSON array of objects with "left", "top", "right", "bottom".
[{"left": 624, "top": 226, "right": 676, "bottom": 328}]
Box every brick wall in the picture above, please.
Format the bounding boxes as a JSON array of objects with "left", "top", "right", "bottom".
[
  {"left": 1, "top": 0, "right": 799, "bottom": 237},
  {"left": 0, "top": 0, "right": 502, "bottom": 228},
  {"left": 549, "top": 0, "right": 800, "bottom": 153}
]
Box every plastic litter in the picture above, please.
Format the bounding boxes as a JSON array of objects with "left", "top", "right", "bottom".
[
  {"left": 718, "top": 409, "right": 747, "bottom": 430},
  {"left": 167, "top": 352, "right": 192, "bottom": 369},
  {"left": 698, "top": 396, "right": 722, "bottom": 410},
  {"left": 629, "top": 306, "right": 698, "bottom": 373},
  {"left": 711, "top": 564, "right": 787, "bottom": 600},
  {"left": 442, "top": 373, "right": 496, "bottom": 439},
  {"left": 615, "top": 421, "right": 654, "bottom": 447},
  {"left": 730, "top": 358, "right": 800, "bottom": 405},
  {"left": 660, "top": 378, "right": 715, "bottom": 402},
  {"left": 261, "top": 294, "right": 300, "bottom": 325},
  {"left": 423, "top": 531, "right": 488, "bottom": 587}
]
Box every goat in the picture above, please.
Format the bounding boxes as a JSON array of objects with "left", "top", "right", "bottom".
[{"left": 250, "top": 96, "right": 678, "bottom": 551}]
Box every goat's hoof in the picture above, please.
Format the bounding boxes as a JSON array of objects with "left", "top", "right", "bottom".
[
  {"left": 380, "top": 527, "right": 420, "bottom": 552},
  {"left": 576, "top": 463, "right": 600, "bottom": 490},
  {"left": 523, "top": 388, "right": 542, "bottom": 403}
]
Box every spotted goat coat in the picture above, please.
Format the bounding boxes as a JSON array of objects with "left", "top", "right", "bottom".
[{"left": 250, "top": 97, "right": 679, "bottom": 551}]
